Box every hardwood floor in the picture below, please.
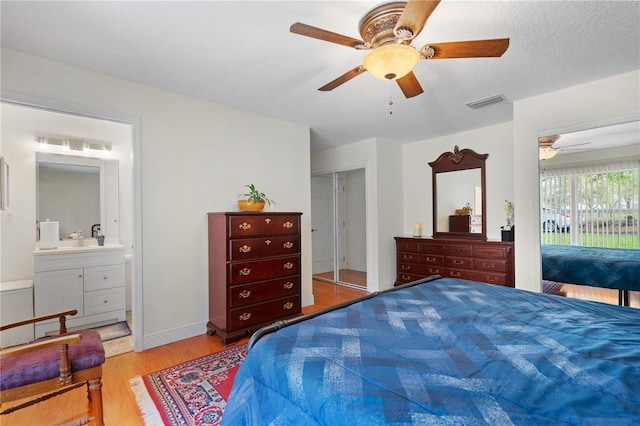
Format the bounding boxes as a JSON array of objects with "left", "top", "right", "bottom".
[{"left": 1, "top": 280, "right": 368, "bottom": 426}]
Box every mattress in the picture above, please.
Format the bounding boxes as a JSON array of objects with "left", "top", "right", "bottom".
[
  {"left": 222, "top": 277, "right": 640, "bottom": 425},
  {"left": 541, "top": 245, "right": 640, "bottom": 291}
]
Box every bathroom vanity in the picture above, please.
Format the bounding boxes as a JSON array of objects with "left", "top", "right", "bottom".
[{"left": 33, "top": 244, "right": 126, "bottom": 337}]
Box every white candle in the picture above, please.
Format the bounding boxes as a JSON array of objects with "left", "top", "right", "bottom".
[{"left": 413, "top": 223, "right": 422, "bottom": 237}]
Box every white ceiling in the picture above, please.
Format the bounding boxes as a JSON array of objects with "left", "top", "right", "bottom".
[{"left": 2, "top": 1, "right": 639, "bottom": 152}]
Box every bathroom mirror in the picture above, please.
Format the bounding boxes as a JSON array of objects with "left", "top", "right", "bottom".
[
  {"left": 429, "top": 146, "right": 488, "bottom": 239},
  {"left": 36, "top": 152, "right": 119, "bottom": 242}
]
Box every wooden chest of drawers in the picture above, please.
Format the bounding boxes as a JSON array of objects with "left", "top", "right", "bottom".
[
  {"left": 395, "top": 237, "right": 514, "bottom": 288},
  {"left": 207, "top": 212, "right": 302, "bottom": 345}
]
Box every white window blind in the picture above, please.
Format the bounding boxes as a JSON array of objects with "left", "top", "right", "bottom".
[{"left": 540, "top": 161, "right": 639, "bottom": 248}]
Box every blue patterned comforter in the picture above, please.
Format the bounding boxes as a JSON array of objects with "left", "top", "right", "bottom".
[
  {"left": 222, "top": 278, "right": 640, "bottom": 425},
  {"left": 541, "top": 245, "right": 640, "bottom": 291}
]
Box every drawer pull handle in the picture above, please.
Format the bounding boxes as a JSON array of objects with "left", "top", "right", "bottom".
[
  {"left": 239, "top": 222, "right": 252, "bottom": 231},
  {"left": 239, "top": 312, "right": 251, "bottom": 321},
  {"left": 103, "top": 276, "right": 108, "bottom": 280},
  {"left": 239, "top": 290, "right": 251, "bottom": 298},
  {"left": 404, "top": 255, "right": 413, "bottom": 260},
  {"left": 284, "top": 282, "right": 294, "bottom": 289},
  {"left": 265, "top": 218, "right": 271, "bottom": 223},
  {"left": 451, "top": 271, "right": 461, "bottom": 277},
  {"left": 283, "top": 221, "right": 294, "bottom": 229},
  {"left": 284, "top": 302, "right": 294, "bottom": 310},
  {"left": 483, "top": 262, "right": 494, "bottom": 269},
  {"left": 79, "top": 275, "right": 83, "bottom": 278},
  {"left": 453, "top": 260, "right": 463, "bottom": 265},
  {"left": 265, "top": 240, "right": 272, "bottom": 245},
  {"left": 429, "top": 268, "right": 440, "bottom": 274},
  {"left": 103, "top": 300, "right": 108, "bottom": 304},
  {"left": 284, "top": 262, "right": 294, "bottom": 270},
  {"left": 239, "top": 245, "right": 252, "bottom": 253},
  {"left": 401, "top": 265, "right": 410, "bottom": 270},
  {"left": 239, "top": 268, "right": 251, "bottom": 276},
  {"left": 283, "top": 241, "right": 293, "bottom": 249},
  {"left": 401, "top": 275, "right": 410, "bottom": 280}
]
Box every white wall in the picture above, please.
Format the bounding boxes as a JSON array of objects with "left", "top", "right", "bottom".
[
  {"left": 403, "top": 122, "right": 514, "bottom": 240},
  {"left": 1, "top": 48, "right": 312, "bottom": 350},
  {"left": 311, "top": 138, "right": 403, "bottom": 291},
  {"left": 514, "top": 70, "right": 640, "bottom": 293}
]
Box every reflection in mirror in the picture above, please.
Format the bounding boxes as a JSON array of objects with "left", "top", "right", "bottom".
[
  {"left": 35, "top": 152, "right": 120, "bottom": 243},
  {"left": 430, "top": 146, "right": 488, "bottom": 239},
  {"left": 37, "top": 161, "right": 100, "bottom": 240},
  {"left": 436, "top": 169, "right": 482, "bottom": 232}
]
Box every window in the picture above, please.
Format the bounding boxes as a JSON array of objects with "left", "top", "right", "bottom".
[{"left": 540, "top": 161, "right": 639, "bottom": 248}]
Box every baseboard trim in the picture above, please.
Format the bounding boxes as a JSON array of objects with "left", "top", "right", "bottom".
[{"left": 142, "top": 322, "right": 204, "bottom": 351}]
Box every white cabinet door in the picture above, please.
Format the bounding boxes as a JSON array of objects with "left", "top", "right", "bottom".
[{"left": 34, "top": 268, "right": 84, "bottom": 321}]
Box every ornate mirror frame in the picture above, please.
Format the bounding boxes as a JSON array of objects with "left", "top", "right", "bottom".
[{"left": 429, "top": 146, "right": 488, "bottom": 240}]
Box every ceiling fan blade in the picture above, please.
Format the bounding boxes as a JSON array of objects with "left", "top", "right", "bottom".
[
  {"left": 557, "top": 142, "right": 590, "bottom": 150},
  {"left": 396, "top": 72, "right": 424, "bottom": 98},
  {"left": 394, "top": 0, "right": 441, "bottom": 41},
  {"left": 290, "top": 22, "right": 365, "bottom": 49},
  {"left": 422, "top": 39, "right": 510, "bottom": 59},
  {"left": 318, "top": 66, "right": 366, "bottom": 91}
]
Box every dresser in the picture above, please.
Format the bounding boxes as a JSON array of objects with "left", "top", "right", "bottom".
[
  {"left": 207, "top": 212, "right": 302, "bottom": 345},
  {"left": 395, "top": 237, "right": 514, "bottom": 287},
  {"left": 33, "top": 245, "right": 126, "bottom": 338}
]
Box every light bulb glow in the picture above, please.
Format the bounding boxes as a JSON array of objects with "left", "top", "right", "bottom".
[{"left": 364, "top": 44, "right": 420, "bottom": 80}]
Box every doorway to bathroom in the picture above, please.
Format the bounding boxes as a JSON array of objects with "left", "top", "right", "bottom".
[
  {"left": 0, "top": 97, "right": 140, "bottom": 352},
  {"left": 311, "top": 169, "right": 367, "bottom": 289}
]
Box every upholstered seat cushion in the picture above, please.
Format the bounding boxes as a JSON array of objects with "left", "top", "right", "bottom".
[{"left": 0, "top": 330, "right": 105, "bottom": 391}]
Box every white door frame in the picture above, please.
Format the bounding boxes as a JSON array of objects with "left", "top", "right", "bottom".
[
  {"left": 1, "top": 90, "right": 144, "bottom": 352},
  {"left": 311, "top": 168, "right": 366, "bottom": 287}
]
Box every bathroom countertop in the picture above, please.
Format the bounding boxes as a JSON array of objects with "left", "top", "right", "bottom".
[{"left": 33, "top": 243, "right": 125, "bottom": 255}]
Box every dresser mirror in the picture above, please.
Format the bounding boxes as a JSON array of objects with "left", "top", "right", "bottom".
[{"left": 429, "top": 146, "right": 488, "bottom": 239}]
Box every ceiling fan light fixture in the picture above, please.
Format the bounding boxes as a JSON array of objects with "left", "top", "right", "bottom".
[
  {"left": 539, "top": 147, "right": 558, "bottom": 160},
  {"left": 364, "top": 44, "right": 420, "bottom": 80}
]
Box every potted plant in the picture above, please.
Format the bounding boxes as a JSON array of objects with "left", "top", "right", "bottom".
[
  {"left": 237, "top": 184, "right": 270, "bottom": 211},
  {"left": 455, "top": 202, "right": 473, "bottom": 215}
]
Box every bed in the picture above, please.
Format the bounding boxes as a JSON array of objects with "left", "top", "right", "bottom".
[
  {"left": 541, "top": 245, "right": 640, "bottom": 305},
  {"left": 221, "top": 276, "right": 640, "bottom": 425}
]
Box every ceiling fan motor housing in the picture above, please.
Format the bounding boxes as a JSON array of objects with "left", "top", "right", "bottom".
[{"left": 359, "top": 2, "right": 411, "bottom": 48}]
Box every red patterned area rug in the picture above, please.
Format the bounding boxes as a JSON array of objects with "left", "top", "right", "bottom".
[{"left": 130, "top": 344, "right": 246, "bottom": 425}]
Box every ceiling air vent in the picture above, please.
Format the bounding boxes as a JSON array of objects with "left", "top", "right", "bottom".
[{"left": 465, "top": 94, "right": 506, "bottom": 110}]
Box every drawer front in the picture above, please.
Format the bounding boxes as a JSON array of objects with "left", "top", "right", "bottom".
[
  {"left": 420, "top": 243, "right": 444, "bottom": 254},
  {"left": 474, "top": 246, "right": 509, "bottom": 259},
  {"left": 398, "top": 252, "right": 421, "bottom": 263},
  {"left": 229, "top": 276, "right": 300, "bottom": 308},
  {"left": 423, "top": 254, "right": 444, "bottom": 266},
  {"left": 465, "top": 270, "right": 508, "bottom": 286},
  {"left": 229, "top": 236, "right": 300, "bottom": 261},
  {"left": 229, "top": 255, "right": 300, "bottom": 284},
  {"left": 474, "top": 258, "right": 507, "bottom": 273},
  {"left": 445, "top": 256, "right": 473, "bottom": 269},
  {"left": 229, "top": 214, "right": 300, "bottom": 237},
  {"left": 444, "top": 245, "right": 473, "bottom": 257},
  {"left": 396, "top": 268, "right": 442, "bottom": 284},
  {"left": 84, "top": 287, "right": 125, "bottom": 315},
  {"left": 229, "top": 295, "right": 300, "bottom": 330},
  {"left": 396, "top": 240, "right": 420, "bottom": 252},
  {"left": 444, "top": 268, "right": 507, "bottom": 286},
  {"left": 84, "top": 264, "right": 125, "bottom": 291}
]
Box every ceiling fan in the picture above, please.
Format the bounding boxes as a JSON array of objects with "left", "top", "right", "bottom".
[
  {"left": 290, "top": 0, "right": 510, "bottom": 98},
  {"left": 539, "top": 135, "right": 590, "bottom": 160}
]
